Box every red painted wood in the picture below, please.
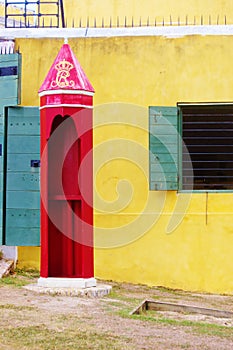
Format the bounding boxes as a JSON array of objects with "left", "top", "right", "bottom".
[
  {"left": 40, "top": 94, "right": 93, "bottom": 107},
  {"left": 39, "top": 43, "right": 94, "bottom": 278}
]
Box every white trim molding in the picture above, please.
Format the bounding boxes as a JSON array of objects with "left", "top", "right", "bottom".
[
  {"left": 39, "top": 89, "right": 94, "bottom": 97},
  {"left": 2, "top": 25, "right": 233, "bottom": 39}
]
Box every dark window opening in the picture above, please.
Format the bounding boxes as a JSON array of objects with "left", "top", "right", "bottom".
[{"left": 181, "top": 104, "right": 233, "bottom": 190}]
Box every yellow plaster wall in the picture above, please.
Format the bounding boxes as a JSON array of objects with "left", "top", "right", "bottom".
[
  {"left": 63, "top": 0, "right": 233, "bottom": 26},
  {"left": 16, "top": 34, "right": 233, "bottom": 293},
  {"left": 17, "top": 35, "right": 233, "bottom": 107},
  {"left": 17, "top": 247, "right": 40, "bottom": 270}
]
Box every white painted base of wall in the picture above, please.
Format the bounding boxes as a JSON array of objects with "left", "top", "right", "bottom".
[
  {"left": 37, "top": 277, "right": 97, "bottom": 288},
  {"left": 0, "top": 246, "right": 17, "bottom": 264}
]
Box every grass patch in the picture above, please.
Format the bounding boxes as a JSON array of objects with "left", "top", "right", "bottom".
[
  {"left": 156, "top": 286, "right": 186, "bottom": 296},
  {"left": 0, "top": 268, "right": 39, "bottom": 287},
  {"left": 0, "top": 325, "right": 130, "bottom": 350},
  {"left": 0, "top": 275, "right": 28, "bottom": 287},
  {"left": 105, "top": 289, "right": 141, "bottom": 304},
  {"left": 15, "top": 268, "right": 40, "bottom": 279},
  {"left": 106, "top": 300, "right": 125, "bottom": 307},
  {"left": 191, "top": 321, "right": 233, "bottom": 338},
  {"left": 118, "top": 308, "right": 233, "bottom": 339},
  {"left": 0, "top": 304, "right": 35, "bottom": 311}
]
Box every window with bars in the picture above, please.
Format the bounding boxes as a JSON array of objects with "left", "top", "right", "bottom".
[
  {"left": 4, "top": 0, "right": 64, "bottom": 28},
  {"left": 149, "top": 103, "right": 233, "bottom": 191},
  {"left": 180, "top": 104, "right": 233, "bottom": 190}
]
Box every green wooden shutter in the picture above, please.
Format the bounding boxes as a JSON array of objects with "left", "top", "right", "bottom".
[
  {"left": 149, "top": 106, "right": 178, "bottom": 190},
  {"left": 0, "top": 54, "right": 21, "bottom": 107},
  {"left": 5, "top": 106, "right": 40, "bottom": 246},
  {"left": 0, "top": 53, "right": 21, "bottom": 244}
]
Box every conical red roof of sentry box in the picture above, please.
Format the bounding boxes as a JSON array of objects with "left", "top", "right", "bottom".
[{"left": 39, "top": 43, "right": 94, "bottom": 93}]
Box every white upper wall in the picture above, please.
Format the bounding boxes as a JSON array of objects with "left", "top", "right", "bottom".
[{"left": 1, "top": 25, "right": 233, "bottom": 39}]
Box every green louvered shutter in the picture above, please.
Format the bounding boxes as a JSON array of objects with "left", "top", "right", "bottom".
[
  {"left": 0, "top": 53, "right": 21, "bottom": 107},
  {"left": 149, "top": 106, "right": 178, "bottom": 190}
]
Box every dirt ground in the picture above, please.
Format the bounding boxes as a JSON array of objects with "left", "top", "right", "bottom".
[{"left": 1, "top": 272, "right": 233, "bottom": 349}]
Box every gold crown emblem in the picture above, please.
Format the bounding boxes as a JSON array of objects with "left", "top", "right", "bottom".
[
  {"left": 50, "top": 58, "right": 75, "bottom": 88},
  {"left": 55, "top": 59, "right": 74, "bottom": 72}
]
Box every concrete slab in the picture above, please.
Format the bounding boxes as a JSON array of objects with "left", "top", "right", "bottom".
[
  {"left": 37, "top": 277, "right": 97, "bottom": 288},
  {"left": 24, "top": 283, "right": 112, "bottom": 297}
]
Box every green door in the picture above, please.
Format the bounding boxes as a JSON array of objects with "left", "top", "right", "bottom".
[{"left": 4, "top": 106, "right": 40, "bottom": 246}]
